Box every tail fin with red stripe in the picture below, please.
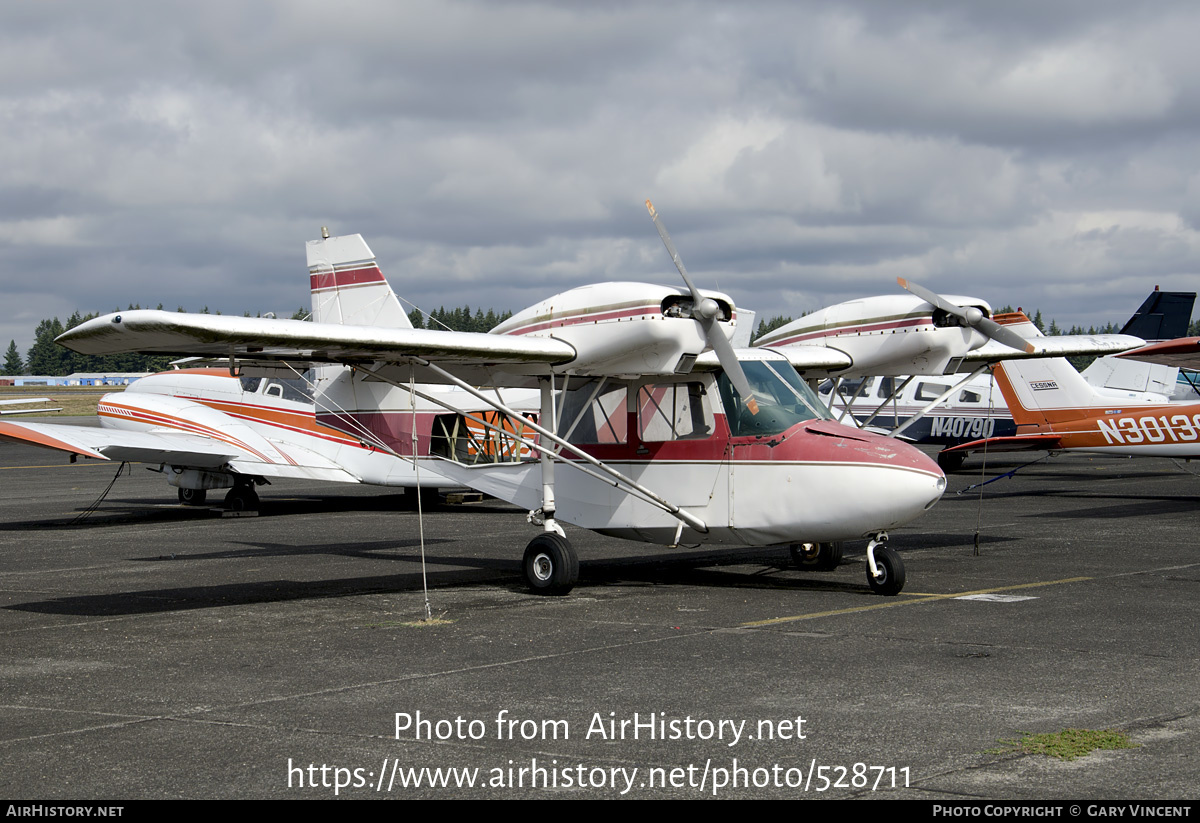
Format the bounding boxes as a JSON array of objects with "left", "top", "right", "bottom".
[{"left": 306, "top": 233, "right": 413, "bottom": 329}]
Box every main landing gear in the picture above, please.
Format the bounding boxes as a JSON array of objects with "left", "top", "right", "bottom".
[
  {"left": 223, "top": 478, "right": 261, "bottom": 513},
  {"left": 522, "top": 533, "right": 579, "bottom": 596},
  {"left": 177, "top": 488, "right": 207, "bottom": 506},
  {"left": 936, "top": 450, "right": 967, "bottom": 473},
  {"left": 789, "top": 541, "right": 843, "bottom": 571}
]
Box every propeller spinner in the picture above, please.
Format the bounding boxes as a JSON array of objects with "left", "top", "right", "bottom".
[{"left": 897, "top": 278, "right": 1034, "bottom": 354}]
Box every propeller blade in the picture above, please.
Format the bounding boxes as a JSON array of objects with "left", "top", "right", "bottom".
[
  {"left": 646, "top": 200, "right": 703, "bottom": 304},
  {"left": 708, "top": 320, "right": 760, "bottom": 416},
  {"left": 974, "top": 315, "right": 1036, "bottom": 354},
  {"left": 896, "top": 277, "right": 1033, "bottom": 354},
  {"left": 646, "top": 200, "right": 758, "bottom": 414},
  {"left": 896, "top": 277, "right": 966, "bottom": 321}
]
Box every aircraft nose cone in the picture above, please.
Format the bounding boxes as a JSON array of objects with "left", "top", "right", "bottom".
[
  {"left": 796, "top": 420, "right": 945, "bottom": 534},
  {"left": 856, "top": 439, "right": 945, "bottom": 530}
]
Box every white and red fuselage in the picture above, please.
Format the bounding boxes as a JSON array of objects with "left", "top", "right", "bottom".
[{"left": 428, "top": 283, "right": 949, "bottom": 546}]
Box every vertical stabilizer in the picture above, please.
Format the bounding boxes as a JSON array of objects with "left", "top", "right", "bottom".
[
  {"left": 307, "top": 233, "right": 413, "bottom": 329},
  {"left": 1119, "top": 289, "right": 1195, "bottom": 341},
  {"left": 995, "top": 355, "right": 1166, "bottom": 429}
]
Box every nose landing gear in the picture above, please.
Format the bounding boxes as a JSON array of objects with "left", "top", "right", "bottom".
[{"left": 865, "top": 533, "right": 905, "bottom": 596}]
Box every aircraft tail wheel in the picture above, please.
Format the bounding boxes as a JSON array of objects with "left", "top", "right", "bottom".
[
  {"left": 178, "top": 488, "right": 207, "bottom": 506},
  {"left": 522, "top": 533, "right": 579, "bottom": 596},
  {"left": 789, "top": 541, "right": 843, "bottom": 571},
  {"left": 867, "top": 545, "right": 905, "bottom": 596}
]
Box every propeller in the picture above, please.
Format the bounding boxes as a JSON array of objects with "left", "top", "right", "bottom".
[
  {"left": 897, "top": 277, "right": 1034, "bottom": 354},
  {"left": 646, "top": 200, "right": 759, "bottom": 415}
]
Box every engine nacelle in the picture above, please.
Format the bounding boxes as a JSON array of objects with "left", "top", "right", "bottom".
[
  {"left": 755, "top": 293, "right": 992, "bottom": 376},
  {"left": 492, "top": 282, "right": 739, "bottom": 377}
]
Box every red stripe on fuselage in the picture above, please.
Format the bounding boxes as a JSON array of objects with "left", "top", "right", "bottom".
[
  {"left": 499, "top": 305, "right": 664, "bottom": 336},
  {"left": 764, "top": 316, "right": 933, "bottom": 347}
]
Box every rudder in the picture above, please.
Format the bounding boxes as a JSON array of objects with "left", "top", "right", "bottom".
[{"left": 307, "top": 232, "right": 414, "bottom": 328}]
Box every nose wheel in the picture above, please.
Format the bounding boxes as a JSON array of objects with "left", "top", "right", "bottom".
[
  {"left": 522, "top": 533, "right": 579, "bottom": 596},
  {"left": 866, "top": 537, "right": 905, "bottom": 596}
]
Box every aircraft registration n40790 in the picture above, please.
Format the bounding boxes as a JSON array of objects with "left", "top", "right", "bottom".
[{"left": 51, "top": 205, "right": 950, "bottom": 597}]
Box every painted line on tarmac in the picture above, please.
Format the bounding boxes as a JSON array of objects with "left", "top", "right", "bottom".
[
  {"left": 0, "top": 462, "right": 109, "bottom": 470},
  {"left": 741, "top": 576, "right": 1094, "bottom": 627}
]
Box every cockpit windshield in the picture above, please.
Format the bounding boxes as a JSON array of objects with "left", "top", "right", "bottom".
[{"left": 717, "top": 357, "right": 831, "bottom": 437}]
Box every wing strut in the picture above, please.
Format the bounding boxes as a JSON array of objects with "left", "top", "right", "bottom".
[
  {"left": 858, "top": 377, "right": 915, "bottom": 430},
  {"left": 354, "top": 361, "right": 709, "bottom": 534},
  {"left": 887, "top": 366, "right": 989, "bottom": 439}
]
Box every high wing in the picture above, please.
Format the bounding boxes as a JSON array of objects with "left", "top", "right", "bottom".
[
  {"left": 953, "top": 333, "right": 1147, "bottom": 366},
  {"left": 58, "top": 311, "right": 576, "bottom": 386}
]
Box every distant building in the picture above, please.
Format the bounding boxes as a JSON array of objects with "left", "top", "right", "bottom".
[{"left": 4, "top": 373, "right": 148, "bottom": 387}]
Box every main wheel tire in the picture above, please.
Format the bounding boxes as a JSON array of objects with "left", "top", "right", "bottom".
[
  {"left": 789, "top": 541, "right": 843, "bottom": 571},
  {"left": 937, "top": 450, "right": 967, "bottom": 473},
  {"left": 224, "top": 486, "right": 260, "bottom": 512},
  {"left": 178, "top": 488, "right": 207, "bottom": 506},
  {"left": 522, "top": 533, "right": 579, "bottom": 596},
  {"left": 867, "top": 545, "right": 906, "bottom": 596}
]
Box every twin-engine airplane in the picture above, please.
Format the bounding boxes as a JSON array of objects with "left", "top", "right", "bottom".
[{"left": 38, "top": 204, "right": 966, "bottom": 598}]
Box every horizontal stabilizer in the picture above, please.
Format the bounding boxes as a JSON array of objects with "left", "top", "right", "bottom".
[
  {"left": 0, "top": 420, "right": 242, "bottom": 465},
  {"left": 1116, "top": 336, "right": 1200, "bottom": 370},
  {"left": 940, "top": 434, "right": 1063, "bottom": 456}
]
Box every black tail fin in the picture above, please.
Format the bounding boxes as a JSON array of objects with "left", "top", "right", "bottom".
[{"left": 1120, "top": 289, "right": 1195, "bottom": 341}]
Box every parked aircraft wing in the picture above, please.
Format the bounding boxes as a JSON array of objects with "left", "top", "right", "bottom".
[
  {"left": 1114, "top": 336, "right": 1200, "bottom": 369},
  {"left": 57, "top": 311, "right": 577, "bottom": 384},
  {"left": 939, "top": 433, "right": 1064, "bottom": 456},
  {"left": 954, "top": 334, "right": 1145, "bottom": 367},
  {"left": 694, "top": 346, "right": 853, "bottom": 374},
  {"left": 0, "top": 420, "right": 360, "bottom": 483}
]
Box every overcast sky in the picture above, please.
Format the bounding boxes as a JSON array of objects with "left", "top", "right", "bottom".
[{"left": 3, "top": 1, "right": 1200, "bottom": 354}]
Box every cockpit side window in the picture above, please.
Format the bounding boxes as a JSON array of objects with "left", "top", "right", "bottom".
[
  {"left": 637, "top": 381, "right": 713, "bottom": 442},
  {"left": 259, "top": 377, "right": 313, "bottom": 403},
  {"left": 559, "top": 380, "right": 628, "bottom": 444}
]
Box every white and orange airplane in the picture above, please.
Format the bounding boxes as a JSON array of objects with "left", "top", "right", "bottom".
[
  {"left": 939, "top": 312, "right": 1200, "bottom": 463},
  {"left": 0, "top": 233, "right": 535, "bottom": 510}
]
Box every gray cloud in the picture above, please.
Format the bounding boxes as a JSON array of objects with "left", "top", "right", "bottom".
[{"left": 1, "top": 0, "right": 1198, "bottom": 355}]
